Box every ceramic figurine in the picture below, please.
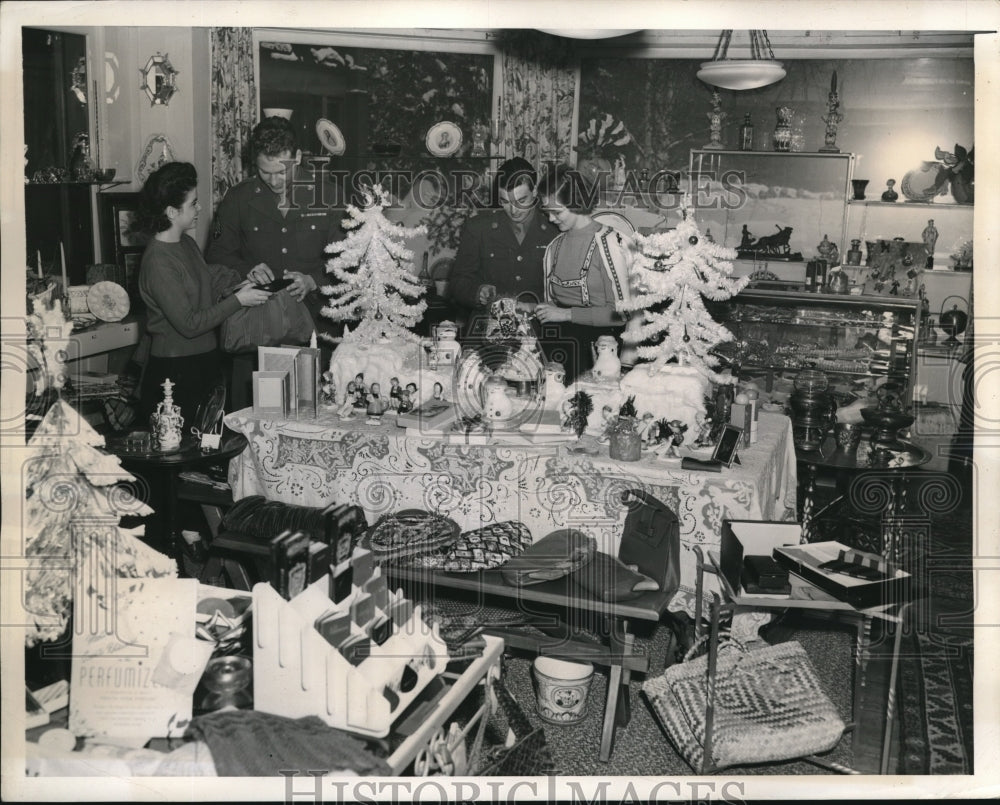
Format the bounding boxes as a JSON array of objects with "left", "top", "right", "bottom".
[
  {"left": 922, "top": 219, "right": 938, "bottom": 268},
  {"left": 366, "top": 382, "right": 389, "bottom": 422},
  {"left": 483, "top": 375, "right": 514, "bottom": 422},
  {"left": 429, "top": 320, "right": 461, "bottom": 367},
  {"left": 637, "top": 413, "right": 657, "bottom": 446},
  {"left": 663, "top": 420, "right": 688, "bottom": 458},
  {"left": 319, "top": 371, "right": 337, "bottom": 408},
  {"left": 149, "top": 378, "right": 183, "bottom": 451},
  {"left": 388, "top": 377, "right": 402, "bottom": 410},
  {"left": 542, "top": 361, "right": 567, "bottom": 410},
  {"left": 591, "top": 335, "right": 622, "bottom": 381},
  {"left": 397, "top": 383, "right": 417, "bottom": 414}
]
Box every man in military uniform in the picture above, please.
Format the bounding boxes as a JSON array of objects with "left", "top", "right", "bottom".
[
  {"left": 206, "top": 116, "right": 344, "bottom": 408},
  {"left": 449, "top": 158, "right": 555, "bottom": 331}
]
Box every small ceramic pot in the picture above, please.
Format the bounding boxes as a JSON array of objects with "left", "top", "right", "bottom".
[
  {"left": 851, "top": 179, "right": 869, "bottom": 200},
  {"left": 609, "top": 427, "right": 641, "bottom": 462},
  {"left": 533, "top": 657, "right": 594, "bottom": 725}
]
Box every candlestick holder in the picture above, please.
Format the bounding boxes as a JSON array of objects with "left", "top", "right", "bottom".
[
  {"left": 819, "top": 91, "right": 843, "bottom": 153},
  {"left": 703, "top": 90, "right": 726, "bottom": 150}
]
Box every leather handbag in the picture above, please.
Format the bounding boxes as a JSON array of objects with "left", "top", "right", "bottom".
[
  {"left": 619, "top": 489, "right": 680, "bottom": 599},
  {"left": 643, "top": 636, "right": 845, "bottom": 772},
  {"left": 220, "top": 290, "right": 315, "bottom": 353},
  {"left": 499, "top": 529, "right": 596, "bottom": 587},
  {"left": 569, "top": 550, "right": 660, "bottom": 602}
]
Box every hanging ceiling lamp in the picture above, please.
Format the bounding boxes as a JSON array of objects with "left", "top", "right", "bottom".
[{"left": 696, "top": 30, "right": 786, "bottom": 91}]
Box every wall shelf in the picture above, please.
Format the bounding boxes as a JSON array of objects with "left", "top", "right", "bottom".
[{"left": 847, "top": 199, "right": 973, "bottom": 210}]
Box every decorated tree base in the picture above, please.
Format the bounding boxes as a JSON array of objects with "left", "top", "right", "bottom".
[
  {"left": 619, "top": 364, "right": 709, "bottom": 440},
  {"left": 328, "top": 341, "right": 451, "bottom": 407}
]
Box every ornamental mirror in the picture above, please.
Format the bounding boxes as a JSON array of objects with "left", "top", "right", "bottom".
[{"left": 139, "top": 52, "right": 178, "bottom": 106}]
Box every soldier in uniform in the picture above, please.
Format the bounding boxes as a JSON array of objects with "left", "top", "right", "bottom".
[
  {"left": 448, "top": 157, "right": 555, "bottom": 333},
  {"left": 205, "top": 116, "right": 344, "bottom": 408}
]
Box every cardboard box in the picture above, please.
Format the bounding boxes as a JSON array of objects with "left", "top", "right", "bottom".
[
  {"left": 772, "top": 541, "right": 911, "bottom": 608},
  {"left": 721, "top": 520, "right": 802, "bottom": 596}
]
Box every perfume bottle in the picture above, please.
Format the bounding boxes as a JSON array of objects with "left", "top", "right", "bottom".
[{"left": 739, "top": 114, "right": 755, "bottom": 151}]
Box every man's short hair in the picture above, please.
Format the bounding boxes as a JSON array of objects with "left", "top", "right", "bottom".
[
  {"left": 494, "top": 157, "right": 537, "bottom": 196},
  {"left": 251, "top": 116, "right": 298, "bottom": 160}
]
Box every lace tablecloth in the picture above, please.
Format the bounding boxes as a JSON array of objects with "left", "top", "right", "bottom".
[{"left": 223, "top": 409, "right": 798, "bottom": 616}]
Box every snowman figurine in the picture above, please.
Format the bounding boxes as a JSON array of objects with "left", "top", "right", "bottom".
[
  {"left": 482, "top": 375, "right": 514, "bottom": 423},
  {"left": 591, "top": 335, "right": 622, "bottom": 381}
]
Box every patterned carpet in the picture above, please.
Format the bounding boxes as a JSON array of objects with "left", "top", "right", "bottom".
[{"left": 896, "top": 504, "right": 975, "bottom": 775}]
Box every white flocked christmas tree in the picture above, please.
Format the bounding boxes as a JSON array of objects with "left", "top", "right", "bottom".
[
  {"left": 622, "top": 197, "right": 750, "bottom": 384},
  {"left": 23, "top": 296, "right": 173, "bottom": 646},
  {"left": 320, "top": 185, "right": 428, "bottom": 345}
]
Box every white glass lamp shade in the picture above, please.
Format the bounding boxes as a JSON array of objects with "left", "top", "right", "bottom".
[{"left": 696, "top": 60, "right": 787, "bottom": 91}]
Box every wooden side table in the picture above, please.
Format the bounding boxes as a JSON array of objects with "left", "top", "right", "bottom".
[
  {"left": 796, "top": 435, "right": 931, "bottom": 560},
  {"left": 110, "top": 433, "right": 248, "bottom": 566},
  {"left": 694, "top": 546, "right": 910, "bottom": 774}
]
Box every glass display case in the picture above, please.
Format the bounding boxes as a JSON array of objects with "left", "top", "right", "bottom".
[{"left": 709, "top": 288, "right": 921, "bottom": 410}]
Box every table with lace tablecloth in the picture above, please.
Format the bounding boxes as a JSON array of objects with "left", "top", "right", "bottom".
[{"left": 223, "top": 409, "right": 798, "bottom": 616}]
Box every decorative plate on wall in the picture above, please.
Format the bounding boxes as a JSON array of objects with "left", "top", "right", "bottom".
[
  {"left": 316, "top": 119, "right": 346, "bottom": 156},
  {"left": 426, "top": 122, "right": 462, "bottom": 157},
  {"left": 135, "top": 134, "right": 177, "bottom": 185}
]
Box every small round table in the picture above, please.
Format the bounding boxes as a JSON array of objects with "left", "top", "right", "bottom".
[
  {"left": 796, "top": 434, "right": 932, "bottom": 562},
  {"left": 110, "top": 432, "right": 248, "bottom": 565}
]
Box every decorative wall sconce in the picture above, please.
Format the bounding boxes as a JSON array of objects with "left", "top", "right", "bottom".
[{"left": 139, "top": 52, "right": 178, "bottom": 106}]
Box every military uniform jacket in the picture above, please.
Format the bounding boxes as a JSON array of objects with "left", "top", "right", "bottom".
[
  {"left": 205, "top": 174, "right": 344, "bottom": 287},
  {"left": 448, "top": 208, "right": 555, "bottom": 309}
]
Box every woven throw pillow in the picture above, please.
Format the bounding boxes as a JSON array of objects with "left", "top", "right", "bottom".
[{"left": 407, "top": 521, "right": 533, "bottom": 573}]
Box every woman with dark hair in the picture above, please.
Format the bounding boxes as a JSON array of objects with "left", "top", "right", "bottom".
[
  {"left": 533, "top": 164, "right": 635, "bottom": 381},
  {"left": 135, "top": 161, "right": 272, "bottom": 423}
]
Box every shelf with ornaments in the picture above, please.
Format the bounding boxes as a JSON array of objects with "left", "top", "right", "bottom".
[{"left": 688, "top": 148, "right": 855, "bottom": 282}]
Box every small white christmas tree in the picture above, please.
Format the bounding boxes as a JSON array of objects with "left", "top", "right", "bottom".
[
  {"left": 622, "top": 197, "right": 750, "bottom": 383},
  {"left": 321, "top": 185, "right": 428, "bottom": 345}
]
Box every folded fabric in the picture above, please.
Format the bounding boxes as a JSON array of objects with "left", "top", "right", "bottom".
[
  {"left": 569, "top": 549, "right": 660, "bottom": 602},
  {"left": 185, "top": 709, "right": 389, "bottom": 777},
  {"left": 500, "top": 529, "right": 596, "bottom": 586},
  {"left": 405, "top": 521, "right": 533, "bottom": 573}
]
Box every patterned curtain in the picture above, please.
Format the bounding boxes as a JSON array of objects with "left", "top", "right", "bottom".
[
  {"left": 499, "top": 32, "right": 576, "bottom": 175},
  {"left": 210, "top": 28, "right": 256, "bottom": 211}
]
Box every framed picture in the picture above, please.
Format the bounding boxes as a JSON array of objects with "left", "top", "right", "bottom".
[
  {"left": 712, "top": 424, "right": 744, "bottom": 468},
  {"left": 98, "top": 192, "right": 149, "bottom": 304}
]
